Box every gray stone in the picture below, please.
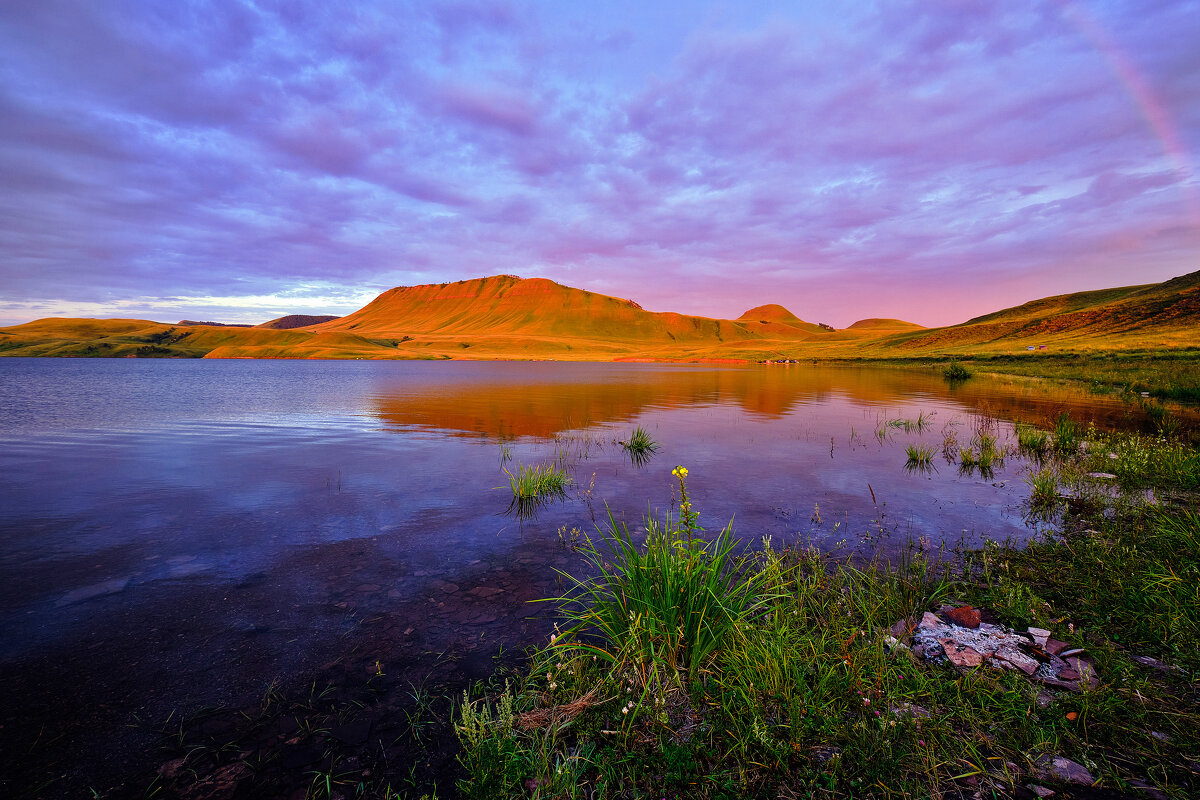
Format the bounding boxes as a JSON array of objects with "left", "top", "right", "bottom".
[
  {"left": 1033, "top": 754, "right": 1095, "bottom": 786},
  {"left": 1027, "top": 627, "right": 1051, "bottom": 647}
]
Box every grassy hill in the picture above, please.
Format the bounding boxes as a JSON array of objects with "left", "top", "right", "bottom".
[{"left": 1, "top": 270, "right": 1196, "bottom": 361}]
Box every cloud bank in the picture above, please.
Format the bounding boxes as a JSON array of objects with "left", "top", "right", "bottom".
[{"left": 1, "top": 0, "right": 1197, "bottom": 326}]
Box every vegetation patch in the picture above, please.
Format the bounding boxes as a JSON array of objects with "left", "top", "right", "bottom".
[{"left": 455, "top": 433, "right": 1200, "bottom": 799}]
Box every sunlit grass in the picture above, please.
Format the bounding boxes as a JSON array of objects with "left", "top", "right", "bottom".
[{"left": 502, "top": 462, "right": 570, "bottom": 519}]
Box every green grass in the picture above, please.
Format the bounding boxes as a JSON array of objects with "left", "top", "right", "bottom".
[
  {"left": 502, "top": 462, "right": 570, "bottom": 519},
  {"left": 457, "top": 432, "right": 1200, "bottom": 799},
  {"left": 1015, "top": 422, "right": 1049, "bottom": 458},
  {"left": 1025, "top": 466, "right": 1058, "bottom": 508},
  {"left": 904, "top": 443, "right": 935, "bottom": 469},
  {"left": 942, "top": 362, "right": 973, "bottom": 381}
]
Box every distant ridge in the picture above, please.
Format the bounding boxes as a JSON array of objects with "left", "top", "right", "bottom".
[
  {"left": 1, "top": 269, "right": 1197, "bottom": 360},
  {"left": 256, "top": 314, "right": 341, "bottom": 330},
  {"left": 846, "top": 318, "right": 924, "bottom": 332},
  {"left": 179, "top": 320, "right": 252, "bottom": 327}
]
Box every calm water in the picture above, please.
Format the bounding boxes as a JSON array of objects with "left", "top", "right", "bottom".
[{"left": 0, "top": 358, "right": 1180, "bottom": 794}]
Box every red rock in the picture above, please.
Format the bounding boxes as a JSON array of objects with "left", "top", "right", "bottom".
[
  {"left": 1044, "top": 638, "right": 1070, "bottom": 656},
  {"left": 946, "top": 605, "right": 981, "bottom": 629},
  {"left": 939, "top": 638, "right": 984, "bottom": 667}
]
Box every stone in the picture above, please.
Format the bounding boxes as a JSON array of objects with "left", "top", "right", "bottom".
[
  {"left": 1028, "top": 785, "right": 1056, "bottom": 798},
  {"left": 890, "top": 617, "right": 918, "bottom": 638},
  {"left": 939, "top": 638, "right": 983, "bottom": 668},
  {"left": 883, "top": 634, "right": 909, "bottom": 651},
  {"left": 469, "top": 586, "right": 503, "bottom": 598},
  {"left": 1033, "top": 754, "right": 1095, "bottom": 786},
  {"left": 920, "top": 611, "right": 948, "bottom": 630},
  {"left": 888, "top": 701, "right": 931, "bottom": 719},
  {"left": 1127, "top": 780, "right": 1168, "bottom": 800},
  {"left": 946, "top": 605, "right": 981, "bottom": 629},
  {"left": 995, "top": 647, "right": 1040, "bottom": 675},
  {"left": 1027, "top": 627, "right": 1051, "bottom": 647},
  {"left": 1087, "top": 472, "right": 1116, "bottom": 479},
  {"left": 1035, "top": 691, "right": 1056, "bottom": 709},
  {"left": 1044, "top": 638, "right": 1070, "bottom": 656}
]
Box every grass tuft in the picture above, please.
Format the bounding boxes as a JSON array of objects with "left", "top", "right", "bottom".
[
  {"left": 503, "top": 462, "right": 570, "bottom": 519},
  {"left": 943, "top": 362, "right": 973, "bottom": 381},
  {"left": 620, "top": 425, "right": 660, "bottom": 466}
]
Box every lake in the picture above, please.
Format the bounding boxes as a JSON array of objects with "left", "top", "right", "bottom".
[{"left": 0, "top": 358, "right": 1181, "bottom": 796}]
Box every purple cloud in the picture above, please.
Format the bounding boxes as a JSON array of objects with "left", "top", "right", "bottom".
[{"left": 0, "top": 0, "right": 1196, "bottom": 328}]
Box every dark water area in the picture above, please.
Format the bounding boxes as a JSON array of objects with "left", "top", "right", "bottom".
[{"left": 0, "top": 359, "right": 1189, "bottom": 797}]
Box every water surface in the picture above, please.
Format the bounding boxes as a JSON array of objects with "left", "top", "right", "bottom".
[{"left": 0, "top": 358, "right": 1181, "bottom": 794}]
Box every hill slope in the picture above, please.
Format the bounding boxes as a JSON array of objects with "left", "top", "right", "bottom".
[{"left": 1, "top": 270, "right": 1196, "bottom": 360}]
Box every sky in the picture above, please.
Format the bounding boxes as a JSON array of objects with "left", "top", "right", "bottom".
[{"left": 1, "top": 0, "right": 1197, "bottom": 328}]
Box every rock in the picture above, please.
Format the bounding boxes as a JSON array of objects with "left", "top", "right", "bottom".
[
  {"left": 995, "top": 648, "right": 1040, "bottom": 675},
  {"left": 1044, "top": 638, "right": 1070, "bottom": 656},
  {"left": 1150, "top": 731, "right": 1170, "bottom": 743},
  {"left": 1028, "top": 785, "right": 1056, "bottom": 797},
  {"left": 939, "top": 639, "right": 984, "bottom": 668},
  {"left": 1035, "top": 690, "right": 1056, "bottom": 709},
  {"left": 1059, "top": 647, "right": 1084, "bottom": 658},
  {"left": 920, "top": 611, "right": 948, "bottom": 630},
  {"left": 1027, "top": 627, "right": 1051, "bottom": 647},
  {"left": 1033, "top": 754, "right": 1095, "bottom": 786},
  {"left": 946, "top": 605, "right": 981, "bottom": 629},
  {"left": 1132, "top": 655, "right": 1179, "bottom": 673},
  {"left": 883, "top": 634, "right": 909, "bottom": 651},
  {"left": 888, "top": 701, "right": 931, "bottom": 719},
  {"left": 1087, "top": 472, "right": 1116, "bottom": 479},
  {"left": 1127, "top": 779, "right": 1169, "bottom": 800},
  {"left": 469, "top": 586, "right": 503, "bottom": 598},
  {"left": 158, "top": 757, "right": 187, "bottom": 779},
  {"left": 890, "top": 617, "right": 918, "bottom": 638}
]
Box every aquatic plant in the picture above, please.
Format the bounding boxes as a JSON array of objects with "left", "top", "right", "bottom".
[
  {"left": 1025, "top": 466, "right": 1058, "bottom": 508},
  {"left": 943, "top": 362, "right": 973, "bottom": 381},
  {"left": 905, "top": 443, "right": 936, "bottom": 469},
  {"left": 1015, "top": 423, "right": 1049, "bottom": 458},
  {"left": 620, "top": 425, "right": 660, "bottom": 466},
  {"left": 503, "top": 463, "right": 570, "bottom": 519},
  {"left": 1053, "top": 412, "right": 1079, "bottom": 455}
]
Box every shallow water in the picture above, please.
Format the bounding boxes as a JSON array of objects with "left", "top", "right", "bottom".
[{"left": 0, "top": 358, "right": 1183, "bottom": 793}]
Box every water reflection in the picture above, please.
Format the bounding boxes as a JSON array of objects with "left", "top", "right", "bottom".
[{"left": 366, "top": 363, "right": 1191, "bottom": 439}]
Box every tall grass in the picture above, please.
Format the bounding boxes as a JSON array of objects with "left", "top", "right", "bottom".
[
  {"left": 548, "top": 467, "right": 768, "bottom": 677},
  {"left": 1053, "top": 412, "right": 1079, "bottom": 455},
  {"left": 1015, "top": 423, "right": 1049, "bottom": 458}
]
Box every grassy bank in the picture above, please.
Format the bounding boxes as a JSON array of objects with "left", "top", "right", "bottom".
[
  {"left": 451, "top": 432, "right": 1200, "bottom": 799},
  {"left": 922, "top": 350, "right": 1200, "bottom": 402}
]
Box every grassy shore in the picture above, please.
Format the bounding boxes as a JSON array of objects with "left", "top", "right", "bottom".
[{"left": 449, "top": 428, "right": 1200, "bottom": 799}]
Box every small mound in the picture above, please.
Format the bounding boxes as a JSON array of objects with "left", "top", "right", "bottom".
[
  {"left": 737, "top": 304, "right": 804, "bottom": 324},
  {"left": 846, "top": 318, "right": 924, "bottom": 331},
  {"left": 256, "top": 315, "right": 342, "bottom": 330}
]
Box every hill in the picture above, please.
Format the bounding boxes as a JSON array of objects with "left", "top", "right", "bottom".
[
  {"left": 1, "top": 270, "right": 1196, "bottom": 360},
  {"left": 256, "top": 314, "right": 341, "bottom": 330}
]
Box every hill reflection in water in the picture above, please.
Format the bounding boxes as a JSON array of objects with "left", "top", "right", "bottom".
[{"left": 366, "top": 362, "right": 1173, "bottom": 439}]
